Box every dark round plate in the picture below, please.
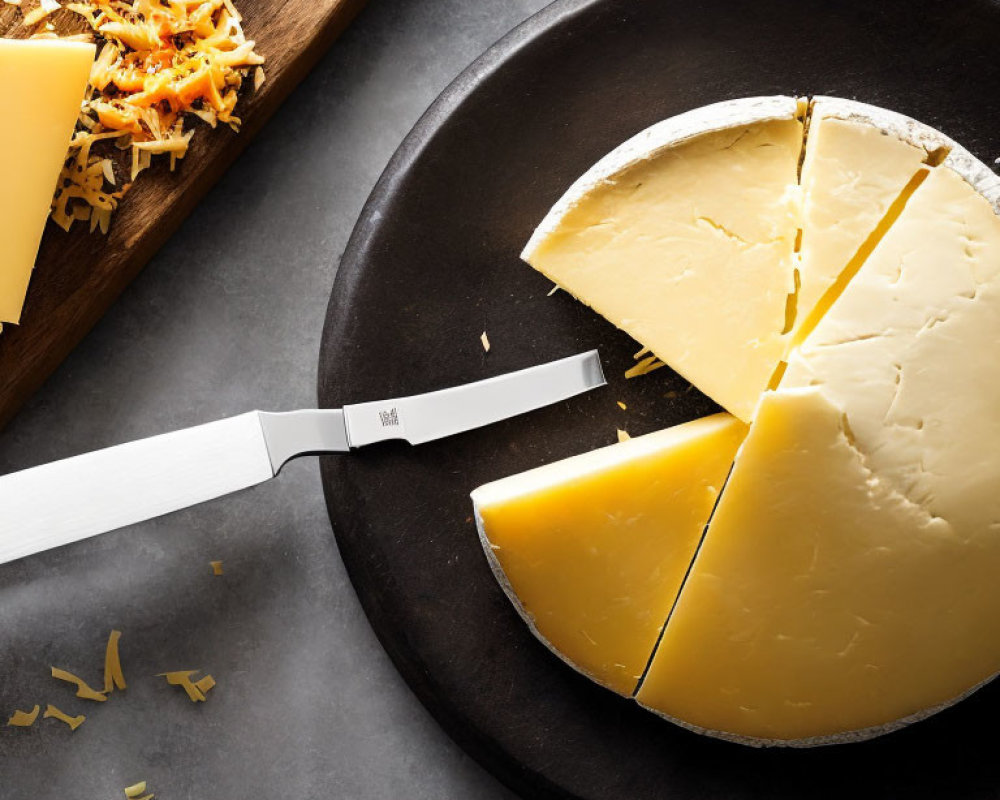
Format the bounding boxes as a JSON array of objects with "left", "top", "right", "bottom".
[{"left": 318, "top": 1, "right": 1000, "bottom": 797}]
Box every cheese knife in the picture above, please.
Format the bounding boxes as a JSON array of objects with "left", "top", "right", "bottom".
[{"left": 0, "top": 350, "right": 605, "bottom": 566}]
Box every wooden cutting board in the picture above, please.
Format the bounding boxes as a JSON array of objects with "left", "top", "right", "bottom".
[{"left": 0, "top": 0, "right": 367, "bottom": 430}]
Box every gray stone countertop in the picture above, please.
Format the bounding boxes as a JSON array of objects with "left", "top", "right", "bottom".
[{"left": 0, "top": 1, "right": 548, "bottom": 796}]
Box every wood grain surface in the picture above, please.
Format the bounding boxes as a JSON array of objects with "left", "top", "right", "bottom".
[{"left": 0, "top": 0, "right": 368, "bottom": 430}]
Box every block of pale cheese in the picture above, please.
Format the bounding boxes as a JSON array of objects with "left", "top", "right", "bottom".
[
  {"left": 0, "top": 39, "right": 95, "bottom": 324},
  {"left": 523, "top": 97, "right": 804, "bottom": 422},
  {"left": 473, "top": 413, "right": 745, "bottom": 696},
  {"left": 792, "top": 97, "right": 940, "bottom": 342}
]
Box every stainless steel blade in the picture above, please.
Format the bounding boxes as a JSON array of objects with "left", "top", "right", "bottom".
[
  {"left": 342, "top": 350, "right": 605, "bottom": 446},
  {"left": 0, "top": 350, "right": 605, "bottom": 566}
]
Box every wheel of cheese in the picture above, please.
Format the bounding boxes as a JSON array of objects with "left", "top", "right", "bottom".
[{"left": 473, "top": 95, "right": 1000, "bottom": 746}]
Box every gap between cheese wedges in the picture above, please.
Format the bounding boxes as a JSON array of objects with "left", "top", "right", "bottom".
[
  {"left": 523, "top": 96, "right": 941, "bottom": 423},
  {"left": 472, "top": 414, "right": 746, "bottom": 697},
  {"left": 473, "top": 97, "right": 1000, "bottom": 745},
  {"left": 637, "top": 149, "right": 1000, "bottom": 745}
]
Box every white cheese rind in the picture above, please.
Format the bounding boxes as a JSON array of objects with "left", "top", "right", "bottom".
[
  {"left": 809, "top": 96, "right": 958, "bottom": 159},
  {"left": 522, "top": 96, "right": 800, "bottom": 261}
]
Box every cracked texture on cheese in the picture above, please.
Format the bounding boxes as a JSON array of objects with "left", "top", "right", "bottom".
[
  {"left": 523, "top": 100, "right": 803, "bottom": 422},
  {"left": 0, "top": 39, "right": 95, "bottom": 324},
  {"left": 473, "top": 414, "right": 745, "bottom": 696},
  {"left": 784, "top": 165, "right": 1000, "bottom": 532},
  {"left": 793, "top": 102, "right": 929, "bottom": 341},
  {"left": 637, "top": 388, "right": 996, "bottom": 745},
  {"left": 640, "top": 164, "right": 1000, "bottom": 744}
]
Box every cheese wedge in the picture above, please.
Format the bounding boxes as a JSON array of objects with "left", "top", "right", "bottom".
[
  {"left": 784, "top": 161, "right": 1000, "bottom": 527},
  {"left": 523, "top": 97, "right": 803, "bottom": 422},
  {"left": 637, "top": 389, "right": 967, "bottom": 744},
  {"left": 792, "top": 98, "right": 937, "bottom": 341},
  {"left": 0, "top": 39, "right": 95, "bottom": 324},
  {"left": 473, "top": 413, "right": 745, "bottom": 696},
  {"left": 639, "top": 159, "right": 1000, "bottom": 745}
]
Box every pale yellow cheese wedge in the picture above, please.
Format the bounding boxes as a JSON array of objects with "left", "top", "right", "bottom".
[
  {"left": 0, "top": 39, "right": 95, "bottom": 324},
  {"left": 784, "top": 164, "right": 1000, "bottom": 529},
  {"left": 473, "top": 413, "right": 746, "bottom": 696},
  {"left": 523, "top": 98, "right": 803, "bottom": 422},
  {"left": 637, "top": 387, "right": 1000, "bottom": 745},
  {"left": 792, "top": 99, "right": 930, "bottom": 341}
]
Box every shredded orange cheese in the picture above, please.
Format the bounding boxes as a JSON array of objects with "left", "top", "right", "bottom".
[
  {"left": 50, "top": 666, "right": 108, "bottom": 701},
  {"left": 7, "top": 705, "right": 41, "bottom": 726},
  {"left": 104, "top": 629, "right": 127, "bottom": 692},
  {"left": 14, "top": 0, "right": 268, "bottom": 231},
  {"left": 158, "top": 670, "right": 216, "bottom": 702},
  {"left": 43, "top": 704, "right": 86, "bottom": 730}
]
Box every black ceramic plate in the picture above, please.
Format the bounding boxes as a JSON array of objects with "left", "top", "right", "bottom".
[{"left": 318, "top": 2, "right": 1000, "bottom": 797}]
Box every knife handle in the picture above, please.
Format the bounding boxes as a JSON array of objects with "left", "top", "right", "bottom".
[{"left": 0, "top": 413, "right": 275, "bottom": 565}]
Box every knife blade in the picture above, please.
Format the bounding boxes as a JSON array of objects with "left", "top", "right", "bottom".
[{"left": 0, "top": 350, "right": 605, "bottom": 565}]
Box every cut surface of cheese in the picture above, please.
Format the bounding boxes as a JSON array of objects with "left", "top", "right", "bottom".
[
  {"left": 792, "top": 98, "right": 933, "bottom": 341},
  {"left": 639, "top": 161, "right": 1000, "bottom": 744},
  {"left": 637, "top": 387, "right": 1000, "bottom": 745},
  {"left": 523, "top": 97, "right": 803, "bottom": 422},
  {"left": 473, "top": 413, "right": 746, "bottom": 696},
  {"left": 0, "top": 39, "right": 95, "bottom": 324},
  {"left": 784, "top": 162, "right": 1000, "bottom": 529}
]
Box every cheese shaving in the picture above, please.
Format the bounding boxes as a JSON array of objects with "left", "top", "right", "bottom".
[
  {"left": 27, "top": 0, "right": 266, "bottom": 231},
  {"left": 624, "top": 355, "right": 665, "bottom": 379},
  {"left": 480, "top": 331, "right": 490, "bottom": 352},
  {"left": 546, "top": 284, "right": 560, "bottom": 296},
  {"left": 43, "top": 704, "right": 86, "bottom": 730},
  {"left": 7, "top": 705, "right": 41, "bottom": 726},
  {"left": 22, "top": 0, "right": 60, "bottom": 25},
  {"left": 617, "top": 401, "right": 627, "bottom": 410},
  {"left": 158, "top": 670, "right": 216, "bottom": 702},
  {"left": 104, "top": 629, "right": 127, "bottom": 693},
  {"left": 51, "top": 666, "right": 108, "bottom": 701},
  {"left": 123, "top": 781, "right": 150, "bottom": 798},
  {"left": 210, "top": 560, "right": 224, "bottom": 575},
  {"left": 616, "top": 429, "right": 631, "bottom": 443},
  {"left": 633, "top": 346, "right": 651, "bottom": 360}
]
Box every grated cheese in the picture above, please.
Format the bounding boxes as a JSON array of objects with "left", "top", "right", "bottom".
[
  {"left": 210, "top": 560, "right": 224, "bottom": 575},
  {"left": 624, "top": 355, "right": 665, "bottom": 379},
  {"left": 480, "top": 331, "right": 490, "bottom": 352},
  {"left": 43, "top": 704, "right": 86, "bottom": 730},
  {"left": 546, "top": 284, "right": 560, "bottom": 296},
  {"left": 616, "top": 429, "right": 631, "bottom": 443},
  {"left": 7, "top": 705, "right": 41, "bottom": 726},
  {"left": 103, "top": 629, "right": 127, "bottom": 693},
  {"left": 21, "top": 0, "right": 268, "bottom": 231},
  {"left": 123, "top": 781, "right": 152, "bottom": 799},
  {"left": 22, "top": 0, "right": 60, "bottom": 25},
  {"left": 158, "top": 670, "right": 216, "bottom": 702},
  {"left": 51, "top": 666, "right": 108, "bottom": 701},
  {"left": 617, "top": 401, "right": 627, "bottom": 410}
]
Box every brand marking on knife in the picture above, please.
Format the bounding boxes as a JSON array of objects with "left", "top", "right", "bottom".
[{"left": 378, "top": 407, "right": 401, "bottom": 428}]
